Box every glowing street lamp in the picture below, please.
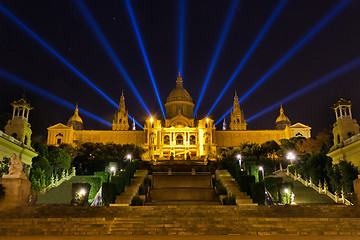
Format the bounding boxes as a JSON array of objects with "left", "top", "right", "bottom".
[
  {"left": 259, "top": 166, "right": 264, "bottom": 180},
  {"left": 287, "top": 152, "right": 296, "bottom": 165},
  {"left": 126, "top": 154, "right": 132, "bottom": 161},
  {"left": 79, "top": 188, "right": 86, "bottom": 196},
  {"left": 110, "top": 166, "right": 116, "bottom": 176},
  {"left": 236, "top": 154, "right": 242, "bottom": 169}
]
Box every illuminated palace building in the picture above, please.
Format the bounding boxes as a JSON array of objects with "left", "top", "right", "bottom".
[{"left": 47, "top": 74, "right": 311, "bottom": 161}]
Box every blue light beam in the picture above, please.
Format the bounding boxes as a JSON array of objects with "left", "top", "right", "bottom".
[
  {"left": 194, "top": 0, "right": 241, "bottom": 117},
  {"left": 0, "top": 69, "right": 112, "bottom": 127},
  {"left": 237, "top": 0, "right": 350, "bottom": 104},
  {"left": 0, "top": 69, "right": 144, "bottom": 129},
  {"left": 0, "top": 3, "right": 117, "bottom": 109},
  {"left": 206, "top": 0, "right": 287, "bottom": 117},
  {"left": 74, "top": 0, "right": 151, "bottom": 116},
  {"left": 247, "top": 56, "right": 360, "bottom": 122},
  {"left": 124, "top": 0, "right": 165, "bottom": 118},
  {"left": 178, "top": 0, "right": 186, "bottom": 75},
  {"left": 215, "top": 0, "right": 350, "bottom": 125}
]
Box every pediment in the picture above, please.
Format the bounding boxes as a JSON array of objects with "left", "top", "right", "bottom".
[
  {"left": 47, "top": 123, "right": 71, "bottom": 130},
  {"left": 291, "top": 122, "right": 311, "bottom": 129}
]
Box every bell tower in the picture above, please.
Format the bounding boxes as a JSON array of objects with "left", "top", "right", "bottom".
[
  {"left": 332, "top": 98, "right": 360, "bottom": 147},
  {"left": 230, "top": 91, "right": 247, "bottom": 130},
  {"left": 112, "top": 92, "right": 129, "bottom": 130},
  {"left": 5, "top": 98, "right": 33, "bottom": 148}
]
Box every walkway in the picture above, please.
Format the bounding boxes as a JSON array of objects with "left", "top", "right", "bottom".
[
  {"left": 36, "top": 176, "right": 90, "bottom": 204},
  {"left": 275, "top": 172, "right": 335, "bottom": 204}
]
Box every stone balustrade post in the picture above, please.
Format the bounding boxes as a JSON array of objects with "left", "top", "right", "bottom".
[
  {"left": 309, "top": 177, "right": 312, "bottom": 187},
  {"left": 72, "top": 166, "right": 76, "bottom": 176},
  {"left": 341, "top": 188, "right": 345, "bottom": 204},
  {"left": 318, "top": 181, "right": 322, "bottom": 193},
  {"left": 62, "top": 170, "right": 65, "bottom": 180},
  {"left": 55, "top": 175, "right": 59, "bottom": 186},
  {"left": 50, "top": 174, "right": 54, "bottom": 187}
]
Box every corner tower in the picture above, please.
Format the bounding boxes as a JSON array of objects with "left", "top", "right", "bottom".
[
  {"left": 67, "top": 104, "right": 83, "bottom": 130},
  {"left": 275, "top": 105, "right": 291, "bottom": 130},
  {"left": 164, "top": 73, "right": 194, "bottom": 120},
  {"left": 113, "top": 92, "right": 129, "bottom": 130},
  {"left": 5, "top": 98, "right": 33, "bottom": 148},
  {"left": 230, "top": 91, "right": 246, "bottom": 130},
  {"left": 332, "top": 98, "right": 359, "bottom": 147}
]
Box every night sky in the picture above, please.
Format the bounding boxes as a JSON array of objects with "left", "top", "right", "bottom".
[{"left": 1, "top": 0, "right": 360, "bottom": 142}]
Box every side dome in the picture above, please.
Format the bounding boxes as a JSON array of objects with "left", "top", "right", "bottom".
[
  {"left": 165, "top": 73, "right": 194, "bottom": 119},
  {"left": 67, "top": 104, "right": 83, "bottom": 130},
  {"left": 275, "top": 105, "right": 291, "bottom": 130}
]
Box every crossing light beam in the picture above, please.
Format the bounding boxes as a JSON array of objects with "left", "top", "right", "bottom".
[
  {"left": 206, "top": 0, "right": 287, "bottom": 117},
  {"left": 74, "top": 0, "right": 151, "bottom": 116},
  {"left": 194, "top": 0, "right": 241, "bottom": 117},
  {"left": 215, "top": 0, "right": 350, "bottom": 125},
  {"left": 0, "top": 69, "right": 112, "bottom": 127},
  {"left": 247, "top": 56, "right": 360, "bottom": 122},
  {"left": 0, "top": 3, "right": 117, "bottom": 109},
  {"left": 124, "top": 0, "right": 165, "bottom": 118}
]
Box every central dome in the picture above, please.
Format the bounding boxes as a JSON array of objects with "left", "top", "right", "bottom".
[
  {"left": 166, "top": 75, "right": 193, "bottom": 103},
  {"left": 165, "top": 74, "right": 194, "bottom": 119}
]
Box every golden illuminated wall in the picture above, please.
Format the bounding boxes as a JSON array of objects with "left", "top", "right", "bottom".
[{"left": 215, "top": 129, "right": 291, "bottom": 147}]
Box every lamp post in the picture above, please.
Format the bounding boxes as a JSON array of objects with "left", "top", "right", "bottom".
[
  {"left": 236, "top": 154, "right": 242, "bottom": 169},
  {"left": 126, "top": 154, "right": 132, "bottom": 162},
  {"left": 286, "top": 152, "right": 296, "bottom": 165},
  {"left": 259, "top": 166, "right": 264, "bottom": 181}
]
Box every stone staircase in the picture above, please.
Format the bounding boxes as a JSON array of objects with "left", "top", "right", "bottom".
[
  {"left": 146, "top": 173, "right": 221, "bottom": 205},
  {"left": 1, "top": 205, "right": 360, "bottom": 236}
]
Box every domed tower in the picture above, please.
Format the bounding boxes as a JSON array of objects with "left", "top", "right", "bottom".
[
  {"left": 67, "top": 104, "right": 83, "bottom": 130},
  {"left": 331, "top": 98, "right": 359, "bottom": 147},
  {"left": 230, "top": 91, "right": 246, "bottom": 130},
  {"left": 275, "top": 105, "right": 291, "bottom": 130},
  {"left": 164, "top": 73, "right": 194, "bottom": 120},
  {"left": 112, "top": 92, "right": 129, "bottom": 130},
  {"left": 5, "top": 98, "right": 34, "bottom": 148}
]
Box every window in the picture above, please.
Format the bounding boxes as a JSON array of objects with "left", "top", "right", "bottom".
[
  {"left": 56, "top": 133, "right": 63, "bottom": 137},
  {"left": 190, "top": 135, "right": 196, "bottom": 145},
  {"left": 176, "top": 135, "right": 183, "bottom": 145},
  {"left": 57, "top": 138, "right": 62, "bottom": 144},
  {"left": 24, "top": 135, "right": 28, "bottom": 145},
  {"left": 164, "top": 135, "right": 170, "bottom": 144}
]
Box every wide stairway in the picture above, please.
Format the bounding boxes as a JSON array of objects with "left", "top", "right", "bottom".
[
  {"left": 1, "top": 205, "right": 360, "bottom": 236},
  {"left": 147, "top": 173, "right": 220, "bottom": 205}
]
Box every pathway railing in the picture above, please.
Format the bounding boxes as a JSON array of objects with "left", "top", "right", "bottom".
[
  {"left": 287, "top": 169, "right": 353, "bottom": 205},
  {"left": 42, "top": 167, "right": 76, "bottom": 193}
]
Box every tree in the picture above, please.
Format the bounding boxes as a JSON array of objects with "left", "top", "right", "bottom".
[
  {"left": 261, "top": 140, "right": 280, "bottom": 159},
  {"left": 338, "top": 161, "right": 359, "bottom": 193},
  {"left": 33, "top": 142, "right": 49, "bottom": 158},
  {"left": 297, "top": 129, "right": 332, "bottom": 154},
  {"left": 48, "top": 145, "right": 71, "bottom": 173},
  {"left": 32, "top": 156, "right": 53, "bottom": 178}
]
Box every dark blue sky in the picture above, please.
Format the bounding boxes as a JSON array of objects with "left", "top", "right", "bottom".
[{"left": 1, "top": 0, "right": 360, "bottom": 141}]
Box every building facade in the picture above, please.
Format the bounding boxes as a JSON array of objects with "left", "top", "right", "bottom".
[
  {"left": 1, "top": 98, "right": 37, "bottom": 175},
  {"left": 328, "top": 98, "right": 360, "bottom": 166},
  {"left": 47, "top": 74, "right": 311, "bottom": 161}
]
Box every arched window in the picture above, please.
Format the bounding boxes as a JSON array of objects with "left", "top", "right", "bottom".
[
  {"left": 164, "top": 135, "right": 170, "bottom": 145},
  {"left": 337, "top": 134, "right": 341, "bottom": 144},
  {"left": 295, "top": 132, "right": 303, "bottom": 137},
  {"left": 190, "top": 135, "right": 196, "bottom": 145},
  {"left": 176, "top": 135, "right": 183, "bottom": 145},
  {"left": 24, "top": 135, "right": 28, "bottom": 145}
]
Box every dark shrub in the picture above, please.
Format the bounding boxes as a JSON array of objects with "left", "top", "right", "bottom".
[
  {"left": 111, "top": 175, "right": 125, "bottom": 195},
  {"left": 222, "top": 195, "right": 236, "bottom": 205},
  {"left": 102, "top": 182, "right": 117, "bottom": 206},
  {"left": 251, "top": 182, "right": 265, "bottom": 205},
  {"left": 238, "top": 175, "right": 255, "bottom": 197},
  {"left": 131, "top": 195, "right": 143, "bottom": 206}
]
